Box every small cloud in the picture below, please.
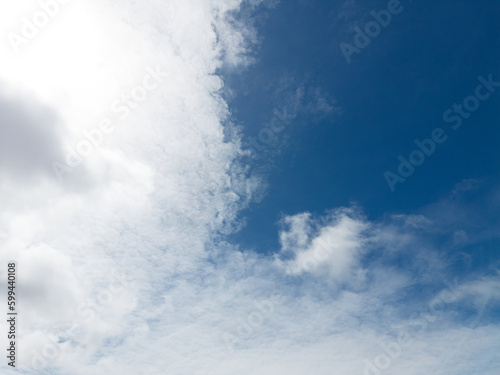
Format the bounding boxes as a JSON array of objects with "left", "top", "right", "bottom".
[
  {"left": 270, "top": 72, "right": 339, "bottom": 122},
  {"left": 277, "top": 208, "right": 369, "bottom": 282},
  {"left": 451, "top": 179, "right": 481, "bottom": 196},
  {"left": 391, "top": 214, "right": 433, "bottom": 229}
]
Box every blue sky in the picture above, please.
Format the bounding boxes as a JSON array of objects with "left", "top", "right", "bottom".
[
  {"left": 229, "top": 0, "right": 500, "bottom": 259},
  {"left": 0, "top": 1, "right": 499, "bottom": 374}
]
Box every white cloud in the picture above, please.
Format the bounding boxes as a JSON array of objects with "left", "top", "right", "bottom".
[
  {"left": 277, "top": 208, "right": 369, "bottom": 281},
  {"left": 454, "top": 273, "right": 500, "bottom": 309}
]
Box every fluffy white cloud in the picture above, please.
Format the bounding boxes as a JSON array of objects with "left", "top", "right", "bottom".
[{"left": 277, "top": 208, "right": 370, "bottom": 282}]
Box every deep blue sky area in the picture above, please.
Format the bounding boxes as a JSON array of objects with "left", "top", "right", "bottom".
[{"left": 227, "top": 0, "right": 500, "bottom": 255}]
